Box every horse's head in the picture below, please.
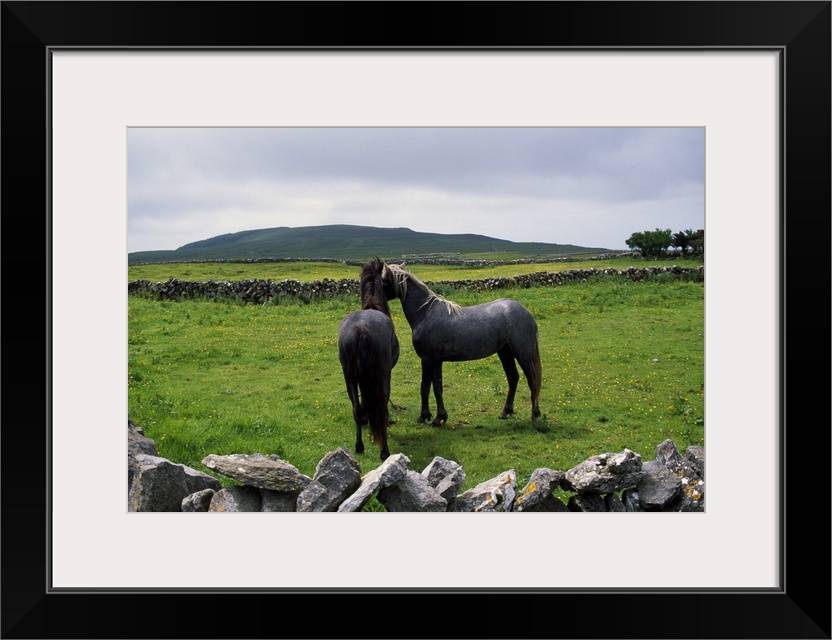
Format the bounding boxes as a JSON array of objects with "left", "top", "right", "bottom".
[
  {"left": 381, "top": 262, "right": 406, "bottom": 301},
  {"left": 360, "top": 258, "right": 394, "bottom": 315}
]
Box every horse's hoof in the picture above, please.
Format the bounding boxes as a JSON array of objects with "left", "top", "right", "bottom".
[
  {"left": 499, "top": 411, "right": 513, "bottom": 419},
  {"left": 417, "top": 415, "right": 432, "bottom": 424}
]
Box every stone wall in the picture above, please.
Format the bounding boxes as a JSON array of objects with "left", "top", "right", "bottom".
[
  {"left": 128, "top": 265, "right": 704, "bottom": 304},
  {"left": 128, "top": 419, "right": 705, "bottom": 513}
]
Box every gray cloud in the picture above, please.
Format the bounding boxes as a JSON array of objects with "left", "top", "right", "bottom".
[{"left": 128, "top": 127, "right": 704, "bottom": 252}]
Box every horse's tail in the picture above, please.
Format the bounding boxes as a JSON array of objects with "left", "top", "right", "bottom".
[{"left": 351, "top": 326, "right": 390, "bottom": 446}]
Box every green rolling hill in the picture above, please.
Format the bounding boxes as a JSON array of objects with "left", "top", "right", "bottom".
[{"left": 128, "top": 224, "right": 612, "bottom": 264}]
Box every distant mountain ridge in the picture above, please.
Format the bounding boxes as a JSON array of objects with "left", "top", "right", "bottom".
[{"left": 128, "top": 224, "right": 612, "bottom": 264}]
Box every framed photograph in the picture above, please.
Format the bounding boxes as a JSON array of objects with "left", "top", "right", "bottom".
[{"left": 4, "top": 2, "right": 829, "bottom": 638}]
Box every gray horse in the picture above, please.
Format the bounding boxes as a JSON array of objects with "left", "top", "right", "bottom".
[
  {"left": 382, "top": 263, "right": 541, "bottom": 427},
  {"left": 337, "top": 259, "right": 399, "bottom": 460}
]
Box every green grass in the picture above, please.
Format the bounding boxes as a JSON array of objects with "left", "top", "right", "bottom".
[
  {"left": 127, "top": 256, "right": 704, "bottom": 285},
  {"left": 128, "top": 269, "right": 704, "bottom": 508}
]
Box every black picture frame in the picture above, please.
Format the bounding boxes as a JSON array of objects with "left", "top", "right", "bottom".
[{"left": 3, "top": 2, "right": 829, "bottom": 638}]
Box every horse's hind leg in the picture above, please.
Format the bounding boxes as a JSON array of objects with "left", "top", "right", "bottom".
[
  {"left": 417, "top": 359, "right": 434, "bottom": 424},
  {"left": 430, "top": 361, "right": 448, "bottom": 427},
  {"left": 419, "top": 359, "right": 448, "bottom": 426},
  {"left": 497, "top": 346, "right": 520, "bottom": 419},
  {"left": 345, "top": 378, "right": 365, "bottom": 454},
  {"left": 379, "top": 426, "right": 390, "bottom": 461}
]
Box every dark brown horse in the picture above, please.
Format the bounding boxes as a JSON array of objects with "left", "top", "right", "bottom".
[
  {"left": 337, "top": 259, "right": 399, "bottom": 460},
  {"left": 382, "top": 262, "right": 541, "bottom": 427}
]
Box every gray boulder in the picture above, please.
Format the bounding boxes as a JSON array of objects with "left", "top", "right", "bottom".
[
  {"left": 674, "top": 459, "right": 705, "bottom": 511},
  {"left": 448, "top": 470, "right": 516, "bottom": 512},
  {"left": 604, "top": 492, "right": 627, "bottom": 512},
  {"left": 565, "top": 449, "right": 645, "bottom": 495},
  {"left": 655, "top": 438, "right": 684, "bottom": 467},
  {"left": 567, "top": 493, "right": 607, "bottom": 512},
  {"left": 637, "top": 460, "right": 682, "bottom": 510},
  {"left": 182, "top": 488, "right": 216, "bottom": 512},
  {"left": 201, "top": 453, "right": 312, "bottom": 492},
  {"left": 296, "top": 448, "right": 362, "bottom": 512},
  {"left": 520, "top": 493, "right": 570, "bottom": 512},
  {"left": 337, "top": 453, "right": 410, "bottom": 512},
  {"left": 421, "top": 456, "right": 466, "bottom": 502},
  {"left": 656, "top": 442, "right": 705, "bottom": 511},
  {"left": 209, "top": 486, "right": 262, "bottom": 512},
  {"left": 684, "top": 445, "right": 705, "bottom": 477},
  {"left": 665, "top": 481, "right": 705, "bottom": 512},
  {"left": 261, "top": 489, "right": 299, "bottom": 512},
  {"left": 514, "top": 468, "right": 565, "bottom": 512},
  {"left": 128, "top": 418, "right": 158, "bottom": 494},
  {"left": 377, "top": 470, "right": 448, "bottom": 512},
  {"left": 621, "top": 488, "right": 642, "bottom": 512},
  {"left": 129, "top": 454, "right": 222, "bottom": 512}
]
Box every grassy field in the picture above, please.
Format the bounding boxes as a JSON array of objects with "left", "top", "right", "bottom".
[
  {"left": 127, "top": 255, "right": 704, "bottom": 285},
  {"left": 128, "top": 264, "right": 704, "bottom": 508}
]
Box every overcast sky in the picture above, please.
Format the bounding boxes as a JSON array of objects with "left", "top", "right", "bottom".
[{"left": 127, "top": 127, "right": 704, "bottom": 254}]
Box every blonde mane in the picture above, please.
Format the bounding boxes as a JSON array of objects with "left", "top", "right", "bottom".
[{"left": 385, "top": 263, "right": 461, "bottom": 316}]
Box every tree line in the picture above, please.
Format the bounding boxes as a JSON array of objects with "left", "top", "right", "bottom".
[{"left": 625, "top": 228, "right": 704, "bottom": 258}]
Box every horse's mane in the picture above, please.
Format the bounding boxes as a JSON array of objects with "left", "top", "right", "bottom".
[
  {"left": 384, "top": 263, "right": 461, "bottom": 316},
  {"left": 359, "top": 258, "right": 393, "bottom": 317}
]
